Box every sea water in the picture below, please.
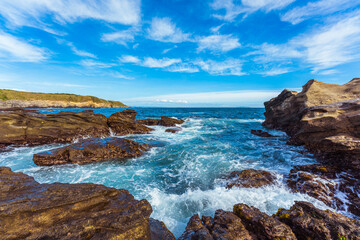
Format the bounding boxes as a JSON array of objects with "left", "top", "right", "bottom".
[{"left": 0, "top": 108, "right": 336, "bottom": 237}]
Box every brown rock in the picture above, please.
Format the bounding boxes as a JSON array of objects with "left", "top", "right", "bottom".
[
  {"left": 275, "top": 201, "right": 360, "bottom": 240},
  {"left": 108, "top": 109, "right": 153, "bottom": 135},
  {"left": 233, "top": 203, "right": 297, "bottom": 239},
  {"left": 149, "top": 218, "right": 176, "bottom": 240},
  {"left": 33, "top": 137, "right": 150, "bottom": 166},
  {"left": 138, "top": 116, "right": 185, "bottom": 127},
  {"left": 225, "top": 169, "right": 275, "bottom": 189},
  {"left": 250, "top": 130, "right": 274, "bottom": 137},
  {"left": 165, "top": 127, "right": 182, "bottom": 133},
  {"left": 0, "top": 166, "right": 160, "bottom": 240}
]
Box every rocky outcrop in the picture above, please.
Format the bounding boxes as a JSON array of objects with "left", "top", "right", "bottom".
[
  {"left": 165, "top": 127, "right": 182, "bottom": 133},
  {"left": 149, "top": 218, "right": 176, "bottom": 240},
  {"left": 262, "top": 78, "right": 360, "bottom": 172},
  {"left": 33, "top": 137, "right": 150, "bottom": 166},
  {"left": 0, "top": 167, "right": 173, "bottom": 240},
  {"left": 225, "top": 169, "right": 275, "bottom": 189},
  {"left": 275, "top": 201, "right": 360, "bottom": 240},
  {"left": 138, "top": 116, "right": 185, "bottom": 127},
  {"left": 287, "top": 164, "right": 360, "bottom": 217},
  {"left": 179, "top": 201, "right": 360, "bottom": 240},
  {"left": 108, "top": 109, "right": 153, "bottom": 135},
  {"left": 0, "top": 88, "right": 127, "bottom": 108},
  {"left": 250, "top": 130, "right": 274, "bottom": 137}
]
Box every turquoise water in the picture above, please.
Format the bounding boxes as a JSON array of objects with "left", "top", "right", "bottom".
[{"left": 0, "top": 108, "right": 330, "bottom": 237}]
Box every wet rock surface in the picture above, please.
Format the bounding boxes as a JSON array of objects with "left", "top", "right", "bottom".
[
  {"left": 250, "top": 129, "right": 274, "bottom": 137},
  {"left": 108, "top": 109, "right": 153, "bottom": 135},
  {"left": 165, "top": 127, "right": 182, "bottom": 133},
  {"left": 138, "top": 116, "right": 185, "bottom": 127},
  {"left": 225, "top": 169, "right": 276, "bottom": 189},
  {"left": 149, "top": 218, "right": 176, "bottom": 240},
  {"left": 0, "top": 166, "right": 172, "bottom": 240},
  {"left": 179, "top": 201, "right": 360, "bottom": 240},
  {"left": 33, "top": 137, "right": 150, "bottom": 166},
  {"left": 262, "top": 78, "right": 360, "bottom": 172}
]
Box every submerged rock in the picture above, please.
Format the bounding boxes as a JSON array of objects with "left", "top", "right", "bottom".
[
  {"left": 138, "top": 116, "right": 185, "bottom": 127},
  {"left": 275, "top": 201, "right": 360, "bottom": 240},
  {"left": 33, "top": 137, "right": 149, "bottom": 166},
  {"left": 225, "top": 169, "right": 275, "bottom": 189},
  {"left": 250, "top": 129, "right": 274, "bottom": 137},
  {"left": 108, "top": 109, "right": 153, "bottom": 135},
  {"left": 0, "top": 167, "right": 172, "bottom": 240},
  {"left": 165, "top": 127, "right": 182, "bottom": 133}
]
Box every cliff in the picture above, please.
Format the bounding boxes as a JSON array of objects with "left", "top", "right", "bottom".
[{"left": 0, "top": 89, "right": 128, "bottom": 108}]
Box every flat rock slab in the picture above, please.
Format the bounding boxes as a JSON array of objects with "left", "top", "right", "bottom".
[
  {"left": 225, "top": 169, "right": 275, "bottom": 189},
  {"left": 165, "top": 127, "right": 182, "bottom": 133},
  {"left": 33, "top": 137, "right": 150, "bottom": 166},
  {"left": 138, "top": 116, "right": 185, "bottom": 127}
]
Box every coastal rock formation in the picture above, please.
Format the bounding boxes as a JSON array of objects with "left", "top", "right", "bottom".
[
  {"left": 250, "top": 129, "right": 274, "bottom": 137},
  {"left": 262, "top": 78, "right": 360, "bottom": 172},
  {"left": 275, "top": 201, "right": 360, "bottom": 240},
  {"left": 108, "top": 109, "right": 153, "bottom": 135},
  {"left": 165, "top": 127, "right": 182, "bottom": 133},
  {"left": 179, "top": 201, "right": 360, "bottom": 240},
  {"left": 0, "top": 167, "right": 173, "bottom": 240},
  {"left": 33, "top": 137, "right": 150, "bottom": 166},
  {"left": 149, "top": 218, "right": 176, "bottom": 240},
  {"left": 287, "top": 164, "right": 360, "bottom": 217},
  {"left": 225, "top": 169, "right": 275, "bottom": 189},
  {"left": 138, "top": 116, "right": 185, "bottom": 127},
  {"left": 0, "top": 88, "right": 127, "bottom": 108}
]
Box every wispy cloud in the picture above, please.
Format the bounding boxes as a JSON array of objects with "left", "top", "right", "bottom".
[
  {"left": 147, "top": 17, "right": 191, "bottom": 43},
  {"left": 101, "top": 27, "right": 139, "bottom": 46},
  {"left": 211, "top": 0, "right": 295, "bottom": 21},
  {"left": 57, "top": 39, "right": 96, "bottom": 58},
  {"left": 119, "top": 55, "right": 141, "bottom": 64},
  {"left": 195, "top": 59, "right": 245, "bottom": 76},
  {"left": 197, "top": 34, "right": 241, "bottom": 53},
  {"left": 0, "top": 31, "right": 48, "bottom": 62},
  {"left": 142, "top": 57, "right": 181, "bottom": 68},
  {"left": 79, "top": 59, "right": 114, "bottom": 68},
  {"left": 166, "top": 63, "right": 199, "bottom": 73},
  {"left": 0, "top": 0, "right": 141, "bottom": 31},
  {"left": 281, "top": 0, "right": 360, "bottom": 24}
]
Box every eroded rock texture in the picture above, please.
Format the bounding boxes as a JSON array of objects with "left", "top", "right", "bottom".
[
  {"left": 108, "top": 109, "right": 153, "bottom": 135},
  {"left": 33, "top": 137, "right": 150, "bottom": 166},
  {"left": 0, "top": 167, "right": 174, "bottom": 240},
  {"left": 225, "top": 169, "right": 275, "bottom": 189},
  {"left": 138, "top": 116, "right": 185, "bottom": 127}
]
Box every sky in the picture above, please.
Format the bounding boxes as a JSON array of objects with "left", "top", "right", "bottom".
[{"left": 0, "top": 0, "right": 359, "bottom": 107}]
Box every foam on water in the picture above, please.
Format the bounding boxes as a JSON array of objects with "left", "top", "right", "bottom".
[{"left": 0, "top": 108, "right": 345, "bottom": 237}]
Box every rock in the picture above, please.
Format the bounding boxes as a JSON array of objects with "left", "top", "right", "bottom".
[
  {"left": 165, "top": 127, "right": 182, "bottom": 133},
  {"left": 0, "top": 166, "right": 163, "bottom": 240},
  {"left": 287, "top": 164, "right": 360, "bottom": 217},
  {"left": 262, "top": 78, "right": 360, "bottom": 172},
  {"left": 33, "top": 137, "right": 150, "bottom": 166},
  {"left": 250, "top": 130, "right": 274, "bottom": 137},
  {"left": 0, "top": 110, "right": 110, "bottom": 148},
  {"left": 233, "top": 203, "right": 297, "bottom": 239},
  {"left": 149, "top": 218, "right": 176, "bottom": 240},
  {"left": 178, "top": 210, "right": 254, "bottom": 240},
  {"left": 138, "top": 116, "right": 185, "bottom": 127},
  {"left": 275, "top": 201, "right": 360, "bottom": 240},
  {"left": 225, "top": 169, "right": 275, "bottom": 189},
  {"left": 108, "top": 109, "right": 153, "bottom": 135}
]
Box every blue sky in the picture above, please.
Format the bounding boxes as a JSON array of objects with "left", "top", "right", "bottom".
[{"left": 0, "top": 0, "right": 359, "bottom": 107}]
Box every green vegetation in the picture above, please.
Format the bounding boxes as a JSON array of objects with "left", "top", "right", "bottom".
[{"left": 0, "top": 89, "right": 127, "bottom": 107}]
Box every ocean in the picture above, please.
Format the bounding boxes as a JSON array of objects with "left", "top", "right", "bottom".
[{"left": 0, "top": 107, "right": 333, "bottom": 237}]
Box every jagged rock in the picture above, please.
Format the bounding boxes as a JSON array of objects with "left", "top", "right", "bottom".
[
  {"left": 233, "top": 203, "right": 297, "bottom": 239},
  {"left": 108, "top": 109, "right": 153, "bottom": 135},
  {"left": 275, "top": 201, "right": 360, "bottom": 240},
  {"left": 0, "top": 166, "right": 165, "bottom": 240},
  {"left": 165, "top": 127, "right": 182, "bottom": 133},
  {"left": 250, "top": 130, "right": 274, "bottom": 137},
  {"left": 287, "top": 164, "right": 360, "bottom": 217},
  {"left": 138, "top": 116, "right": 185, "bottom": 127},
  {"left": 0, "top": 109, "right": 110, "bottom": 148},
  {"left": 33, "top": 137, "right": 150, "bottom": 166},
  {"left": 225, "top": 169, "right": 275, "bottom": 189},
  {"left": 262, "top": 78, "right": 360, "bottom": 172},
  {"left": 149, "top": 218, "right": 176, "bottom": 240}
]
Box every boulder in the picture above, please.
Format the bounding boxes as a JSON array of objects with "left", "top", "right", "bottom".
[
  {"left": 138, "top": 116, "right": 185, "bottom": 127},
  {"left": 149, "top": 218, "right": 176, "bottom": 240},
  {"left": 250, "top": 130, "right": 274, "bottom": 137},
  {"left": 108, "top": 109, "right": 153, "bottom": 135},
  {"left": 165, "top": 127, "right": 182, "bottom": 133},
  {"left": 33, "top": 137, "right": 150, "bottom": 166},
  {"left": 225, "top": 169, "right": 275, "bottom": 189},
  {"left": 275, "top": 201, "right": 360, "bottom": 240},
  {"left": 0, "top": 167, "right": 172, "bottom": 240}
]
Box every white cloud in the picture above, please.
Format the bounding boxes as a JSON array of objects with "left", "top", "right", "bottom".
[
  {"left": 101, "top": 28, "right": 138, "bottom": 46},
  {"left": 79, "top": 59, "right": 114, "bottom": 68},
  {"left": 0, "top": 31, "right": 48, "bottom": 62},
  {"left": 260, "top": 68, "right": 290, "bottom": 76},
  {"left": 281, "top": 0, "right": 360, "bottom": 24},
  {"left": 119, "top": 55, "right": 141, "bottom": 64},
  {"left": 142, "top": 57, "right": 181, "bottom": 68},
  {"left": 195, "top": 59, "right": 245, "bottom": 76},
  {"left": 58, "top": 39, "right": 96, "bottom": 58},
  {"left": 197, "top": 34, "right": 241, "bottom": 52},
  {"left": 156, "top": 99, "right": 189, "bottom": 103},
  {"left": 0, "top": 0, "right": 141, "bottom": 30},
  {"left": 147, "top": 17, "right": 190, "bottom": 43},
  {"left": 167, "top": 63, "right": 199, "bottom": 73},
  {"left": 211, "top": 0, "right": 294, "bottom": 21}
]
